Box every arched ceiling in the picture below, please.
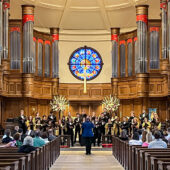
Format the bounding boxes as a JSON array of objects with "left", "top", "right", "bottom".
[{"left": 10, "top": 0, "right": 160, "bottom": 33}]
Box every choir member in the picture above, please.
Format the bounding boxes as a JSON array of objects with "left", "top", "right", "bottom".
[
  {"left": 41, "top": 115, "right": 48, "bottom": 132},
  {"left": 142, "top": 117, "right": 151, "bottom": 131},
  {"left": 139, "top": 109, "right": 149, "bottom": 124},
  {"left": 74, "top": 113, "right": 81, "bottom": 143},
  {"left": 18, "top": 110, "right": 27, "bottom": 134},
  {"left": 35, "top": 119, "right": 42, "bottom": 130},
  {"left": 113, "top": 116, "right": 121, "bottom": 137},
  {"left": 35, "top": 112, "right": 41, "bottom": 123},
  {"left": 67, "top": 118, "right": 74, "bottom": 146},
  {"left": 26, "top": 116, "right": 35, "bottom": 131},
  {"left": 120, "top": 117, "right": 129, "bottom": 134},
  {"left": 131, "top": 117, "right": 139, "bottom": 134},
  {"left": 48, "top": 111, "right": 56, "bottom": 125}
]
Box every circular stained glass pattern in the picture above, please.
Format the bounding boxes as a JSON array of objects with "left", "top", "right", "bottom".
[{"left": 68, "top": 46, "right": 103, "bottom": 81}]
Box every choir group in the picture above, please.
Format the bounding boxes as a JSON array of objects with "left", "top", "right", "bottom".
[{"left": 16, "top": 108, "right": 168, "bottom": 147}]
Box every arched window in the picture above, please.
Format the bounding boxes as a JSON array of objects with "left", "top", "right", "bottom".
[{"left": 68, "top": 46, "right": 103, "bottom": 81}]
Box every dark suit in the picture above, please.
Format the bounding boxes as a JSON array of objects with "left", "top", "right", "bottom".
[
  {"left": 139, "top": 113, "right": 149, "bottom": 124},
  {"left": 18, "top": 116, "right": 27, "bottom": 134}
]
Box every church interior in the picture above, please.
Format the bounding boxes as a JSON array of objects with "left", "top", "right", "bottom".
[{"left": 0, "top": 0, "right": 169, "bottom": 169}]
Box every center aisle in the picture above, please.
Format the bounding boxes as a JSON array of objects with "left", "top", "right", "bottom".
[{"left": 50, "top": 150, "right": 124, "bottom": 170}]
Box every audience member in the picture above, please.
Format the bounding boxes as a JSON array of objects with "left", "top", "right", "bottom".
[
  {"left": 165, "top": 127, "right": 170, "bottom": 141},
  {"left": 33, "top": 130, "right": 45, "bottom": 147},
  {"left": 2, "top": 129, "right": 13, "bottom": 144},
  {"left": 129, "top": 132, "right": 143, "bottom": 146},
  {"left": 48, "top": 129, "right": 56, "bottom": 141},
  {"left": 148, "top": 130, "right": 167, "bottom": 148},
  {"left": 41, "top": 132, "right": 49, "bottom": 143},
  {"left": 18, "top": 136, "right": 36, "bottom": 153},
  {"left": 119, "top": 130, "right": 128, "bottom": 141}
]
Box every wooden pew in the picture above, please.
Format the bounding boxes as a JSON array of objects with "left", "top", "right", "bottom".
[
  {"left": 0, "top": 137, "right": 61, "bottom": 170},
  {"left": 0, "top": 166, "right": 10, "bottom": 170},
  {"left": 0, "top": 161, "right": 19, "bottom": 170},
  {"left": 151, "top": 157, "right": 170, "bottom": 170},
  {"left": 145, "top": 153, "right": 170, "bottom": 170},
  {"left": 157, "top": 160, "right": 170, "bottom": 170}
]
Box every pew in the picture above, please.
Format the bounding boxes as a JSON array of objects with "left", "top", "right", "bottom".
[
  {"left": 151, "top": 157, "right": 170, "bottom": 170},
  {"left": 157, "top": 160, "right": 170, "bottom": 170},
  {"left": 112, "top": 136, "right": 170, "bottom": 170},
  {"left": 0, "top": 136, "right": 60, "bottom": 170},
  {"left": 145, "top": 152, "right": 170, "bottom": 170}
]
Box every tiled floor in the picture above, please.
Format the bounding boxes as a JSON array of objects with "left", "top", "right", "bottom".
[{"left": 50, "top": 151, "right": 124, "bottom": 170}]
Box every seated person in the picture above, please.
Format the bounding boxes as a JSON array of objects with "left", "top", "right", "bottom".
[
  {"left": 148, "top": 130, "right": 167, "bottom": 149},
  {"left": 129, "top": 132, "right": 143, "bottom": 146},
  {"left": 165, "top": 127, "right": 170, "bottom": 141},
  {"left": 1, "top": 133, "right": 22, "bottom": 148},
  {"left": 18, "top": 136, "right": 36, "bottom": 153},
  {"left": 48, "top": 129, "right": 56, "bottom": 141},
  {"left": 2, "top": 129, "right": 13, "bottom": 143},
  {"left": 119, "top": 130, "right": 128, "bottom": 141},
  {"left": 142, "top": 131, "right": 153, "bottom": 147},
  {"left": 41, "top": 132, "right": 49, "bottom": 144},
  {"left": 33, "top": 130, "right": 45, "bottom": 147}
]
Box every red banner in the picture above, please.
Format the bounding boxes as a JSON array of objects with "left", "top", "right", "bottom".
[
  {"left": 120, "top": 40, "right": 125, "bottom": 45},
  {"left": 136, "top": 15, "right": 148, "bottom": 24},
  {"left": 127, "top": 39, "right": 132, "bottom": 44},
  {"left": 3, "top": 2, "right": 10, "bottom": 9},
  {"left": 38, "top": 39, "right": 43, "bottom": 44},
  {"left": 52, "top": 34, "right": 59, "bottom": 42},
  {"left": 134, "top": 37, "right": 137, "bottom": 42},
  {"left": 150, "top": 27, "right": 159, "bottom": 32},
  {"left": 160, "top": 3, "right": 167, "bottom": 10},
  {"left": 111, "top": 34, "right": 118, "bottom": 42},
  {"left": 23, "top": 15, "right": 34, "bottom": 24},
  {"left": 33, "top": 37, "right": 36, "bottom": 42},
  {"left": 45, "top": 40, "right": 51, "bottom": 45},
  {"left": 10, "top": 27, "right": 20, "bottom": 32}
]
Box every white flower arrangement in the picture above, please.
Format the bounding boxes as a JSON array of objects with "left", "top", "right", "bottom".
[
  {"left": 102, "top": 95, "right": 120, "bottom": 112},
  {"left": 50, "top": 95, "right": 69, "bottom": 112}
]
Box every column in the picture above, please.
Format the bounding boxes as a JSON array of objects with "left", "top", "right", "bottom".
[
  {"left": 136, "top": 5, "right": 149, "bottom": 73},
  {"left": 50, "top": 28, "right": 59, "bottom": 78},
  {"left": 161, "top": 0, "right": 167, "bottom": 59},
  {"left": 22, "top": 5, "right": 35, "bottom": 73},
  {"left": 111, "top": 28, "right": 120, "bottom": 78},
  {"left": 0, "top": 0, "right": 3, "bottom": 64},
  {"left": 3, "top": 0, "right": 10, "bottom": 59}
]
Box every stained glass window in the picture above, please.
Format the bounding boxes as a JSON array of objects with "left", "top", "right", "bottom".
[{"left": 68, "top": 46, "right": 103, "bottom": 81}]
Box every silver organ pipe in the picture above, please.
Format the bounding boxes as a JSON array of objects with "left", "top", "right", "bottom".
[
  {"left": 33, "top": 37, "right": 36, "bottom": 73},
  {"left": 120, "top": 40, "right": 126, "bottom": 77},
  {"left": 10, "top": 27, "right": 21, "bottom": 69},
  {"left": 149, "top": 27, "right": 160, "bottom": 69},
  {"left": 160, "top": 0, "right": 167, "bottom": 59},
  {"left": 127, "top": 39, "right": 133, "bottom": 76},
  {"left": 22, "top": 5, "right": 35, "bottom": 73},
  {"left": 3, "top": 0, "right": 10, "bottom": 59},
  {"left": 44, "top": 41, "right": 50, "bottom": 77},
  {"left": 136, "top": 5, "right": 149, "bottom": 73},
  {"left": 168, "top": 0, "right": 170, "bottom": 62},
  {"left": 38, "top": 39, "right": 43, "bottom": 76},
  {"left": 134, "top": 37, "right": 139, "bottom": 73},
  {"left": 50, "top": 28, "right": 59, "bottom": 78},
  {"left": 0, "top": 0, "right": 3, "bottom": 64},
  {"left": 111, "top": 28, "right": 120, "bottom": 78}
]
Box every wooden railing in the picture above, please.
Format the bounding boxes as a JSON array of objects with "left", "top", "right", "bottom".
[
  {"left": 112, "top": 136, "right": 170, "bottom": 170},
  {"left": 0, "top": 136, "right": 60, "bottom": 170}
]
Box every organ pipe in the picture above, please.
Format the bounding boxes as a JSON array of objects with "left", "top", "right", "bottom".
[
  {"left": 111, "top": 28, "right": 120, "bottom": 78},
  {"left": 22, "top": 5, "right": 35, "bottom": 73},
  {"left": 127, "top": 39, "right": 133, "bottom": 76},
  {"left": 3, "top": 0, "right": 10, "bottom": 60},
  {"left": 136, "top": 5, "right": 149, "bottom": 73},
  {"left": 50, "top": 28, "right": 59, "bottom": 78},
  {"left": 168, "top": 0, "right": 170, "bottom": 62},
  {"left": 0, "top": 0, "right": 3, "bottom": 64},
  {"left": 160, "top": 0, "right": 167, "bottom": 59}
]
